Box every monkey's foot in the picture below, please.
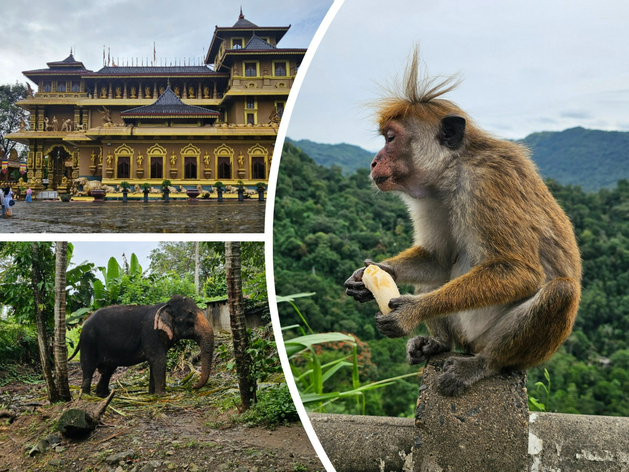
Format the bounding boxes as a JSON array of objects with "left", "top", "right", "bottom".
[
  {"left": 437, "top": 356, "right": 491, "bottom": 397},
  {"left": 406, "top": 336, "right": 450, "bottom": 365}
]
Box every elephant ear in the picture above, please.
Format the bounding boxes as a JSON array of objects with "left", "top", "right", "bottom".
[{"left": 154, "top": 304, "right": 174, "bottom": 340}]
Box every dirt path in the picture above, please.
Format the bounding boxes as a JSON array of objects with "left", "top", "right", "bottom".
[{"left": 0, "top": 362, "right": 324, "bottom": 472}]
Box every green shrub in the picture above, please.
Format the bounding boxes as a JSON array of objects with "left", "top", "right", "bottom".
[
  {"left": 0, "top": 319, "right": 39, "bottom": 364},
  {"left": 239, "top": 384, "right": 299, "bottom": 427}
]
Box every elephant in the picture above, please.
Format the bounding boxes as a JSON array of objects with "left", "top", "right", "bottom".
[{"left": 69, "top": 295, "right": 214, "bottom": 397}]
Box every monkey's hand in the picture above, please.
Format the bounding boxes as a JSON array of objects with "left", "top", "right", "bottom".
[
  {"left": 406, "top": 336, "right": 450, "bottom": 365},
  {"left": 375, "top": 294, "right": 419, "bottom": 337},
  {"left": 344, "top": 259, "right": 396, "bottom": 303}
]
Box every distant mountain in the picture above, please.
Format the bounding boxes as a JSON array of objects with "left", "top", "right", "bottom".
[
  {"left": 286, "top": 138, "right": 374, "bottom": 175},
  {"left": 521, "top": 127, "right": 629, "bottom": 192},
  {"left": 288, "top": 128, "right": 629, "bottom": 193}
]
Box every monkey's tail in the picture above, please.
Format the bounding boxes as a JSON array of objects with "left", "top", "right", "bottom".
[{"left": 67, "top": 341, "right": 81, "bottom": 362}]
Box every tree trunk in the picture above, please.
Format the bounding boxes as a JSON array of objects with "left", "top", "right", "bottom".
[
  {"left": 32, "top": 242, "right": 60, "bottom": 403},
  {"left": 54, "top": 241, "right": 71, "bottom": 401},
  {"left": 225, "top": 241, "right": 255, "bottom": 410}
]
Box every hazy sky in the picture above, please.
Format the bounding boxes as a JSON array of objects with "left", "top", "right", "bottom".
[
  {"left": 287, "top": 0, "right": 629, "bottom": 151},
  {"left": 0, "top": 0, "right": 333, "bottom": 84},
  {"left": 69, "top": 241, "right": 160, "bottom": 272}
]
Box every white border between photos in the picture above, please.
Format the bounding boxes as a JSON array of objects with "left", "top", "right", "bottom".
[
  {"left": 1, "top": 3, "right": 344, "bottom": 470},
  {"left": 265, "top": 1, "right": 345, "bottom": 471}
]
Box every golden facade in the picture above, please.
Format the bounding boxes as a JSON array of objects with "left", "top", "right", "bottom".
[{"left": 8, "top": 12, "right": 305, "bottom": 194}]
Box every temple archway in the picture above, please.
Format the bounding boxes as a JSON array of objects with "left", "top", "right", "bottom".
[{"left": 45, "top": 145, "right": 72, "bottom": 190}]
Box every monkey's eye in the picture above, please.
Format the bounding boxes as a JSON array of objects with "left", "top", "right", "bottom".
[{"left": 386, "top": 132, "right": 395, "bottom": 143}]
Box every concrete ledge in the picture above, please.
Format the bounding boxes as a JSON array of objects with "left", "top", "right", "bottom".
[
  {"left": 310, "top": 412, "right": 629, "bottom": 472},
  {"left": 309, "top": 413, "right": 418, "bottom": 472},
  {"left": 529, "top": 412, "right": 629, "bottom": 471}
]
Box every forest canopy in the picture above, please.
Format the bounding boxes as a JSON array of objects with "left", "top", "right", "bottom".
[{"left": 274, "top": 141, "right": 629, "bottom": 417}]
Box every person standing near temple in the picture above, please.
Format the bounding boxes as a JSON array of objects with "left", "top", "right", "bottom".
[
  {"left": 0, "top": 187, "right": 4, "bottom": 218},
  {"left": 25, "top": 186, "right": 32, "bottom": 202},
  {"left": 3, "top": 186, "right": 14, "bottom": 218}
]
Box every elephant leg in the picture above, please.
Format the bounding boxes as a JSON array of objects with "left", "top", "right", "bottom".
[
  {"left": 148, "top": 354, "right": 167, "bottom": 395},
  {"left": 80, "top": 358, "right": 97, "bottom": 395},
  {"left": 95, "top": 365, "right": 116, "bottom": 398}
]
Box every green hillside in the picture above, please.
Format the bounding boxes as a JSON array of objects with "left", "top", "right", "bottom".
[
  {"left": 286, "top": 138, "right": 374, "bottom": 175},
  {"left": 521, "top": 127, "right": 629, "bottom": 192},
  {"left": 290, "top": 127, "right": 629, "bottom": 192},
  {"left": 275, "top": 140, "right": 629, "bottom": 417}
]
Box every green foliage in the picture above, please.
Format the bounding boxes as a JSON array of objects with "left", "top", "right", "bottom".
[
  {"left": 0, "top": 318, "right": 38, "bottom": 364},
  {"left": 276, "top": 140, "right": 629, "bottom": 417},
  {"left": 237, "top": 384, "right": 299, "bottom": 427},
  {"left": 0, "top": 82, "right": 29, "bottom": 158},
  {"left": 0, "top": 242, "right": 55, "bottom": 325},
  {"left": 281, "top": 294, "right": 419, "bottom": 415},
  {"left": 529, "top": 369, "right": 551, "bottom": 412}
]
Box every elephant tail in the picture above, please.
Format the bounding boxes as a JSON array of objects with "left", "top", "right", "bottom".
[{"left": 67, "top": 341, "right": 81, "bottom": 361}]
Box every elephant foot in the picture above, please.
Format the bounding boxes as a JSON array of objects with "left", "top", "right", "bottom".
[{"left": 95, "top": 388, "right": 110, "bottom": 398}]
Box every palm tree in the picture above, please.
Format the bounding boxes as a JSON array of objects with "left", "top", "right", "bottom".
[
  {"left": 32, "top": 242, "right": 60, "bottom": 403},
  {"left": 225, "top": 241, "right": 255, "bottom": 410},
  {"left": 54, "top": 241, "right": 71, "bottom": 401}
]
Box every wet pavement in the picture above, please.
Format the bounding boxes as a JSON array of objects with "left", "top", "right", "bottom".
[{"left": 0, "top": 200, "right": 266, "bottom": 233}]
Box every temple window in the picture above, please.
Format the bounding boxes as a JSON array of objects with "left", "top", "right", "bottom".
[
  {"left": 43, "top": 82, "right": 52, "bottom": 92},
  {"left": 274, "top": 62, "right": 287, "bottom": 77},
  {"left": 150, "top": 157, "right": 163, "bottom": 179},
  {"left": 245, "top": 62, "right": 257, "bottom": 77},
  {"left": 57, "top": 81, "right": 66, "bottom": 92},
  {"left": 218, "top": 157, "right": 231, "bottom": 179},
  {"left": 275, "top": 101, "right": 285, "bottom": 117},
  {"left": 252, "top": 157, "right": 265, "bottom": 180},
  {"left": 117, "top": 156, "right": 130, "bottom": 179},
  {"left": 246, "top": 113, "right": 255, "bottom": 125},
  {"left": 71, "top": 81, "right": 81, "bottom": 92},
  {"left": 184, "top": 157, "right": 197, "bottom": 179},
  {"left": 246, "top": 96, "right": 255, "bottom": 109},
  {"left": 232, "top": 38, "right": 243, "bottom": 49}
]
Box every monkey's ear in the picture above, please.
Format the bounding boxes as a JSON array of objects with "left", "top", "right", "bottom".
[{"left": 439, "top": 115, "right": 466, "bottom": 149}]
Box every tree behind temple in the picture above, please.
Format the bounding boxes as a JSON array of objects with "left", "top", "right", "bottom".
[{"left": 0, "top": 83, "right": 29, "bottom": 158}]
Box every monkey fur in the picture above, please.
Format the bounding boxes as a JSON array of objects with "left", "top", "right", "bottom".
[{"left": 345, "top": 49, "right": 581, "bottom": 396}]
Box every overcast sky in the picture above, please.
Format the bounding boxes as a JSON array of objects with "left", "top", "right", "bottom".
[
  {"left": 287, "top": 0, "right": 629, "bottom": 152},
  {"left": 0, "top": 0, "right": 333, "bottom": 84},
  {"left": 69, "top": 241, "right": 160, "bottom": 272}
]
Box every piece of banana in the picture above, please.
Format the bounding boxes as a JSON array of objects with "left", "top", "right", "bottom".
[{"left": 362, "top": 264, "right": 400, "bottom": 314}]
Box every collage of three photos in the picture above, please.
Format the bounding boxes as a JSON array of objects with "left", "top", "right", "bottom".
[{"left": 2, "top": 1, "right": 629, "bottom": 471}]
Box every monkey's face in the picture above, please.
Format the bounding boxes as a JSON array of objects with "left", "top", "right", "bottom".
[
  {"left": 371, "top": 121, "right": 417, "bottom": 193},
  {"left": 371, "top": 116, "right": 466, "bottom": 198}
]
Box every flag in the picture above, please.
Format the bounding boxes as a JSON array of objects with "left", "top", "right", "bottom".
[
  {"left": 19, "top": 159, "right": 26, "bottom": 174},
  {"left": 153, "top": 42, "right": 156, "bottom": 65}
]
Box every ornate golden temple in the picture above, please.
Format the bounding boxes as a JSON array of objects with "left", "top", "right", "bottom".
[{"left": 7, "top": 11, "right": 305, "bottom": 195}]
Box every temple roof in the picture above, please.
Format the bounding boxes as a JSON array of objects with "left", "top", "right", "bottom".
[
  {"left": 121, "top": 86, "right": 219, "bottom": 119},
  {"left": 24, "top": 52, "right": 89, "bottom": 76},
  {"left": 90, "top": 65, "right": 224, "bottom": 76},
  {"left": 244, "top": 35, "right": 275, "bottom": 50}
]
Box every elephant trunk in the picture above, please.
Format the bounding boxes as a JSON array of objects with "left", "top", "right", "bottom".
[{"left": 192, "top": 311, "right": 214, "bottom": 390}]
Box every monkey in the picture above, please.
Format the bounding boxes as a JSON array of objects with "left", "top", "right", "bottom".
[{"left": 345, "top": 48, "right": 582, "bottom": 397}]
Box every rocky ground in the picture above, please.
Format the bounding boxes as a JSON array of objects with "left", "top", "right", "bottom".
[{"left": 0, "top": 353, "right": 323, "bottom": 472}]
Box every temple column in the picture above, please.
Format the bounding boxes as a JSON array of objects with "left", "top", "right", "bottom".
[
  {"left": 72, "top": 151, "right": 80, "bottom": 180},
  {"left": 37, "top": 108, "right": 45, "bottom": 131}
]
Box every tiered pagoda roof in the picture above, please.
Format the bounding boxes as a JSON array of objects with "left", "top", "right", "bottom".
[{"left": 121, "top": 86, "right": 219, "bottom": 119}]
